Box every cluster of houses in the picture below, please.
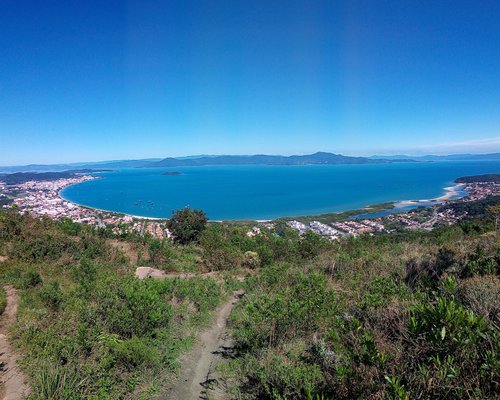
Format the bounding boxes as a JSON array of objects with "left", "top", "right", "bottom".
[
  {"left": 287, "top": 218, "right": 385, "bottom": 240},
  {"left": 463, "top": 181, "right": 500, "bottom": 201},
  {"left": 1, "top": 176, "right": 173, "bottom": 239}
]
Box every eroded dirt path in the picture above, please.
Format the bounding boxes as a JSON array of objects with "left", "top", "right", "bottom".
[
  {"left": 135, "top": 266, "right": 247, "bottom": 283},
  {"left": 164, "top": 289, "right": 244, "bottom": 400},
  {"left": 0, "top": 286, "right": 30, "bottom": 400}
]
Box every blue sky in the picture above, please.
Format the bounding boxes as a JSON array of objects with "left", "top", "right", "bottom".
[{"left": 1, "top": 0, "right": 499, "bottom": 165}]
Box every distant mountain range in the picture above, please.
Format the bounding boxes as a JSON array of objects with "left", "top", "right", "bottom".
[
  {"left": 0, "top": 159, "right": 162, "bottom": 173},
  {"left": 145, "top": 152, "right": 407, "bottom": 167},
  {"left": 1, "top": 152, "right": 499, "bottom": 173},
  {"left": 370, "top": 153, "right": 500, "bottom": 162}
]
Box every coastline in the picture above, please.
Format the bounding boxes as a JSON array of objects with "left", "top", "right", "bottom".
[
  {"left": 58, "top": 176, "right": 468, "bottom": 222},
  {"left": 393, "top": 183, "right": 465, "bottom": 208}
]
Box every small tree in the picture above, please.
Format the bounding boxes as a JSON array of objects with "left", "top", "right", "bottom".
[{"left": 166, "top": 207, "right": 207, "bottom": 245}]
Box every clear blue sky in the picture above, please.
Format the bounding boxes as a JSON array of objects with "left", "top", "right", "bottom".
[{"left": 1, "top": 0, "right": 499, "bottom": 165}]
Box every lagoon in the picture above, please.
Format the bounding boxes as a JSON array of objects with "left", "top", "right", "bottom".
[{"left": 60, "top": 161, "right": 500, "bottom": 220}]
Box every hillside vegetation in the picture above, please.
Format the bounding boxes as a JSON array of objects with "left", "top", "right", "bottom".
[{"left": 0, "top": 203, "right": 499, "bottom": 399}]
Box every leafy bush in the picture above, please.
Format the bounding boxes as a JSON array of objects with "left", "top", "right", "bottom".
[
  {"left": 90, "top": 277, "right": 173, "bottom": 338},
  {"left": 113, "top": 336, "right": 160, "bottom": 370},
  {"left": 40, "top": 281, "right": 63, "bottom": 311},
  {"left": 249, "top": 350, "right": 326, "bottom": 399},
  {"left": 297, "top": 231, "right": 329, "bottom": 260},
  {"left": 361, "top": 276, "right": 410, "bottom": 309},
  {"left": 406, "top": 295, "right": 498, "bottom": 398},
  {"left": 21, "top": 268, "right": 43, "bottom": 288},
  {"left": 148, "top": 238, "right": 173, "bottom": 265},
  {"left": 456, "top": 275, "right": 500, "bottom": 321},
  {"left": 242, "top": 251, "right": 260, "bottom": 269},
  {"left": 408, "top": 296, "right": 489, "bottom": 351},
  {"left": 166, "top": 207, "right": 207, "bottom": 245},
  {"left": 231, "top": 265, "right": 337, "bottom": 349},
  {"left": 405, "top": 247, "right": 463, "bottom": 290},
  {"left": 72, "top": 258, "right": 97, "bottom": 292},
  {"left": 459, "top": 246, "right": 498, "bottom": 278},
  {"left": 200, "top": 224, "right": 243, "bottom": 270}
]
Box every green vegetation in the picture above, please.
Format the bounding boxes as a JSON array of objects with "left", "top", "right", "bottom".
[
  {"left": 0, "top": 286, "right": 6, "bottom": 315},
  {"left": 0, "top": 197, "right": 499, "bottom": 399},
  {"left": 279, "top": 202, "right": 395, "bottom": 225},
  {"left": 220, "top": 213, "right": 500, "bottom": 399},
  {"left": 446, "top": 195, "right": 500, "bottom": 217},
  {"left": 0, "top": 209, "right": 231, "bottom": 398},
  {"left": 166, "top": 207, "right": 207, "bottom": 244},
  {"left": 455, "top": 174, "right": 500, "bottom": 183}
]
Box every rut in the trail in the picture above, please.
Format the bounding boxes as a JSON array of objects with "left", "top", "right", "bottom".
[
  {"left": 0, "top": 286, "right": 30, "bottom": 400},
  {"left": 165, "top": 289, "right": 244, "bottom": 400}
]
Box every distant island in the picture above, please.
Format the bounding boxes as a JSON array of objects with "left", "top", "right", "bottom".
[{"left": 162, "top": 171, "right": 183, "bottom": 176}]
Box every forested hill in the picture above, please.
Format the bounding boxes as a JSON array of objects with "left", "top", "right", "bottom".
[
  {"left": 146, "top": 152, "right": 412, "bottom": 167},
  {"left": 455, "top": 174, "right": 500, "bottom": 183},
  {"left": 0, "top": 170, "right": 106, "bottom": 185}
]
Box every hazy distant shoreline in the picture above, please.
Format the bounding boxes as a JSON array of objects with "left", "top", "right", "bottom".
[{"left": 2, "top": 151, "right": 500, "bottom": 173}]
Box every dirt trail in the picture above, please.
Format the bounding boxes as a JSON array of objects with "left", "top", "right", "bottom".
[
  {"left": 135, "top": 267, "right": 247, "bottom": 282},
  {"left": 0, "top": 286, "right": 30, "bottom": 400},
  {"left": 164, "top": 289, "right": 244, "bottom": 400}
]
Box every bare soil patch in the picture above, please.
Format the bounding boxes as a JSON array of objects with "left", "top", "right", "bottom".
[
  {"left": 135, "top": 266, "right": 197, "bottom": 280},
  {"left": 135, "top": 267, "right": 247, "bottom": 283},
  {"left": 0, "top": 286, "right": 30, "bottom": 400}
]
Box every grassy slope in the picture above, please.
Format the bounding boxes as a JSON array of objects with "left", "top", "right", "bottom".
[
  {"left": 222, "top": 223, "right": 500, "bottom": 399},
  {"left": 0, "top": 203, "right": 499, "bottom": 399},
  {"left": 0, "top": 211, "right": 238, "bottom": 399}
]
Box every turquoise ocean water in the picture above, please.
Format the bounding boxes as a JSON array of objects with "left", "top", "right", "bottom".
[{"left": 60, "top": 161, "right": 500, "bottom": 220}]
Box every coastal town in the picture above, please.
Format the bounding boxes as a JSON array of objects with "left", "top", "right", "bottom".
[
  {"left": 0, "top": 172, "right": 499, "bottom": 240},
  {"left": 0, "top": 174, "right": 173, "bottom": 239}
]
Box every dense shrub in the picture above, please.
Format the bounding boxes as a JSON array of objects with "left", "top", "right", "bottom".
[
  {"left": 408, "top": 296, "right": 489, "bottom": 351},
  {"left": 40, "top": 281, "right": 63, "bottom": 311},
  {"left": 460, "top": 246, "right": 498, "bottom": 278},
  {"left": 166, "top": 207, "right": 207, "bottom": 244},
  {"left": 148, "top": 238, "right": 173, "bottom": 265},
  {"left": 112, "top": 336, "right": 160, "bottom": 370},
  {"left": 21, "top": 269, "right": 43, "bottom": 288},
  {"left": 406, "top": 295, "right": 499, "bottom": 398},
  {"left": 242, "top": 251, "right": 260, "bottom": 269},
  {"left": 405, "top": 247, "right": 463, "bottom": 290},
  {"left": 456, "top": 275, "right": 500, "bottom": 321},
  {"left": 231, "top": 265, "right": 337, "bottom": 349},
  {"left": 200, "top": 224, "right": 243, "bottom": 270},
  {"left": 91, "top": 277, "right": 173, "bottom": 338}
]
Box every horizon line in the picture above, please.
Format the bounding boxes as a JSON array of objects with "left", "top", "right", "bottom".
[{"left": 1, "top": 150, "right": 500, "bottom": 169}]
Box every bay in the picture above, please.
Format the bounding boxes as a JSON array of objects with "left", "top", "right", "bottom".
[{"left": 60, "top": 161, "right": 500, "bottom": 220}]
